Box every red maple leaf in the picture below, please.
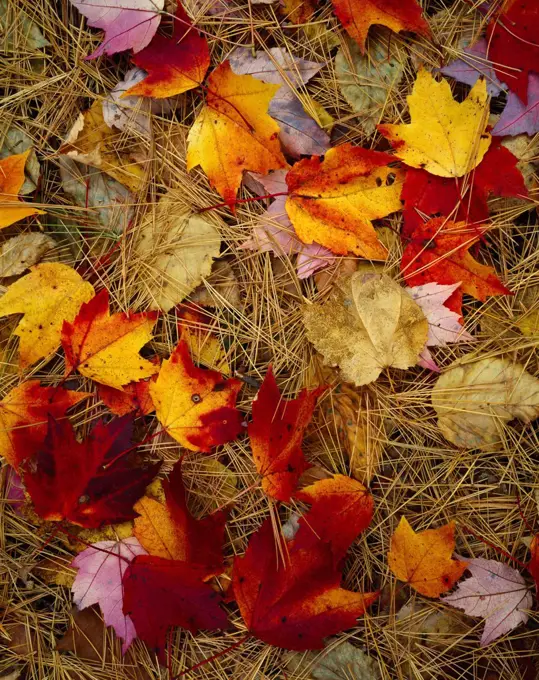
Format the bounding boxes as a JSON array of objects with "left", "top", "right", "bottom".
[
  {"left": 21, "top": 415, "right": 160, "bottom": 528},
  {"left": 232, "top": 519, "right": 378, "bottom": 649},
  {"left": 487, "top": 0, "right": 539, "bottom": 104},
  {"left": 401, "top": 218, "right": 512, "bottom": 315},
  {"left": 294, "top": 474, "right": 374, "bottom": 562},
  {"left": 401, "top": 139, "right": 528, "bottom": 237},
  {"left": 249, "top": 368, "right": 325, "bottom": 501},
  {"left": 122, "top": 555, "right": 229, "bottom": 662}
]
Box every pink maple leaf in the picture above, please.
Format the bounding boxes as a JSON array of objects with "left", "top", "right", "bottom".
[
  {"left": 71, "top": 537, "right": 147, "bottom": 653},
  {"left": 70, "top": 0, "right": 164, "bottom": 59}
]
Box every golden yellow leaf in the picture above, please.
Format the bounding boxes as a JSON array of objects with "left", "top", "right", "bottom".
[
  {"left": 517, "top": 310, "right": 539, "bottom": 337},
  {"left": 378, "top": 70, "right": 491, "bottom": 178},
  {"left": 0, "top": 151, "right": 45, "bottom": 228},
  {"left": 432, "top": 356, "right": 539, "bottom": 449},
  {"left": 304, "top": 274, "right": 428, "bottom": 386},
  {"left": 187, "top": 61, "right": 287, "bottom": 206},
  {"left": 60, "top": 101, "right": 146, "bottom": 193},
  {"left": 0, "top": 263, "right": 94, "bottom": 367}
]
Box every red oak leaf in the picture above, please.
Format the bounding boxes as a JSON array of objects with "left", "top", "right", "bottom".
[
  {"left": 294, "top": 475, "right": 374, "bottom": 562},
  {"left": 232, "top": 519, "right": 378, "bottom": 649},
  {"left": 402, "top": 139, "right": 528, "bottom": 237},
  {"left": 249, "top": 368, "right": 325, "bottom": 502},
  {"left": 122, "top": 554, "right": 229, "bottom": 661},
  {"left": 127, "top": 4, "right": 210, "bottom": 98},
  {"left": 133, "top": 461, "right": 228, "bottom": 574},
  {"left": 401, "top": 218, "right": 512, "bottom": 315},
  {"left": 21, "top": 415, "right": 160, "bottom": 528},
  {"left": 487, "top": 0, "right": 539, "bottom": 103}
]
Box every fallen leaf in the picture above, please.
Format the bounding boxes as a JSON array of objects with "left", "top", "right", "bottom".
[
  {"left": 304, "top": 274, "right": 428, "bottom": 386},
  {"left": 431, "top": 356, "right": 539, "bottom": 449},
  {"left": 443, "top": 557, "right": 532, "bottom": 646},
  {"left": 233, "top": 519, "right": 378, "bottom": 649},
  {"left": 401, "top": 218, "right": 511, "bottom": 316},
  {"left": 190, "top": 259, "right": 241, "bottom": 310},
  {"left": 331, "top": 0, "right": 430, "bottom": 53},
  {"left": 60, "top": 101, "right": 147, "bottom": 193},
  {"left": 178, "top": 304, "right": 230, "bottom": 374},
  {"left": 378, "top": 70, "right": 491, "bottom": 177},
  {"left": 149, "top": 338, "right": 243, "bottom": 452},
  {"left": 72, "top": 538, "right": 147, "bottom": 653},
  {"left": 3, "top": 465, "right": 25, "bottom": 514},
  {"left": 102, "top": 68, "right": 153, "bottom": 139},
  {"left": 280, "top": 0, "right": 316, "bottom": 23},
  {"left": 401, "top": 139, "right": 528, "bottom": 236},
  {"left": 61, "top": 289, "right": 158, "bottom": 390},
  {"left": 21, "top": 414, "right": 161, "bottom": 527},
  {"left": 134, "top": 193, "right": 221, "bottom": 312},
  {"left": 406, "top": 283, "right": 474, "bottom": 370},
  {"left": 127, "top": 4, "right": 210, "bottom": 98},
  {"left": 0, "top": 127, "right": 41, "bottom": 194},
  {"left": 69, "top": 0, "right": 164, "bottom": 59},
  {"left": 493, "top": 73, "right": 539, "bottom": 137},
  {"left": 335, "top": 32, "right": 405, "bottom": 135},
  {"left": 249, "top": 367, "right": 324, "bottom": 501},
  {"left": 388, "top": 517, "right": 467, "bottom": 597},
  {"left": 295, "top": 474, "right": 374, "bottom": 561},
  {"left": 0, "top": 151, "right": 45, "bottom": 228},
  {"left": 0, "top": 263, "right": 95, "bottom": 368},
  {"left": 98, "top": 372, "right": 156, "bottom": 416},
  {"left": 283, "top": 638, "right": 381, "bottom": 680},
  {"left": 439, "top": 38, "right": 504, "bottom": 97},
  {"left": 0, "top": 0, "right": 50, "bottom": 51},
  {"left": 527, "top": 535, "right": 539, "bottom": 594},
  {"left": 0, "top": 233, "right": 56, "bottom": 278},
  {"left": 229, "top": 47, "right": 330, "bottom": 157},
  {"left": 285, "top": 144, "right": 405, "bottom": 257},
  {"left": 122, "top": 554, "right": 229, "bottom": 662},
  {"left": 486, "top": 0, "right": 539, "bottom": 104},
  {"left": 133, "top": 461, "right": 227, "bottom": 571},
  {"left": 186, "top": 60, "right": 287, "bottom": 206},
  {"left": 517, "top": 309, "right": 539, "bottom": 338},
  {"left": 0, "top": 380, "right": 90, "bottom": 469}
]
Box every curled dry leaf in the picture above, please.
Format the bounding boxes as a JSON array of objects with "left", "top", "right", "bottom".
[
  {"left": 0, "top": 233, "right": 56, "bottom": 278},
  {"left": 178, "top": 304, "right": 230, "bottom": 374},
  {"left": 443, "top": 557, "right": 533, "bottom": 646},
  {"left": 304, "top": 274, "right": 428, "bottom": 386},
  {"left": 103, "top": 68, "right": 153, "bottom": 139},
  {"left": 190, "top": 259, "right": 241, "bottom": 310},
  {"left": 388, "top": 517, "right": 467, "bottom": 598},
  {"left": 378, "top": 70, "right": 491, "bottom": 178},
  {"left": 0, "top": 263, "right": 95, "bottom": 368},
  {"left": 134, "top": 194, "right": 221, "bottom": 312},
  {"left": 284, "top": 638, "right": 381, "bottom": 680},
  {"left": 432, "top": 356, "right": 539, "bottom": 449},
  {"left": 285, "top": 144, "right": 405, "bottom": 257}
]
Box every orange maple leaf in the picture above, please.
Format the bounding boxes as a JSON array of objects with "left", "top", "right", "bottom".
[
  {"left": 98, "top": 373, "right": 157, "bottom": 417},
  {"left": 149, "top": 339, "right": 243, "bottom": 452},
  {"left": 127, "top": 5, "right": 210, "bottom": 98},
  {"left": 401, "top": 218, "right": 512, "bottom": 315},
  {"left": 285, "top": 144, "right": 405, "bottom": 257},
  {"left": 249, "top": 367, "right": 325, "bottom": 502},
  {"left": 187, "top": 61, "right": 287, "bottom": 207},
  {"left": 388, "top": 517, "right": 467, "bottom": 597},
  {"left": 61, "top": 289, "right": 159, "bottom": 390},
  {"left": 332, "top": 0, "right": 431, "bottom": 53},
  {"left": 0, "top": 151, "right": 45, "bottom": 229}
]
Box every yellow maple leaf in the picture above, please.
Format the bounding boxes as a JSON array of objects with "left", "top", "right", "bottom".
[
  {"left": 0, "top": 263, "right": 95, "bottom": 368},
  {"left": 378, "top": 70, "right": 491, "bottom": 178},
  {"left": 187, "top": 61, "right": 287, "bottom": 206},
  {"left": 0, "top": 150, "right": 45, "bottom": 229}
]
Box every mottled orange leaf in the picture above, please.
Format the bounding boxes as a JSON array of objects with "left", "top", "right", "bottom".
[
  {"left": 149, "top": 339, "right": 243, "bottom": 452},
  {"left": 0, "top": 381, "right": 91, "bottom": 469},
  {"left": 295, "top": 475, "right": 374, "bottom": 561},
  {"left": 0, "top": 151, "right": 45, "bottom": 228},
  {"left": 61, "top": 289, "right": 159, "bottom": 390},
  {"left": 98, "top": 375, "right": 156, "bottom": 417},
  {"left": 127, "top": 5, "right": 210, "bottom": 98},
  {"left": 249, "top": 367, "right": 325, "bottom": 502},
  {"left": 187, "top": 61, "right": 287, "bottom": 207},
  {"left": 388, "top": 517, "right": 467, "bottom": 597},
  {"left": 528, "top": 535, "right": 539, "bottom": 594},
  {"left": 331, "top": 0, "right": 430, "bottom": 53},
  {"left": 285, "top": 144, "right": 405, "bottom": 257},
  {"left": 177, "top": 303, "right": 230, "bottom": 374},
  {"left": 134, "top": 461, "right": 227, "bottom": 573},
  {"left": 233, "top": 519, "right": 378, "bottom": 648},
  {"left": 401, "top": 218, "right": 512, "bottom": 316}
]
